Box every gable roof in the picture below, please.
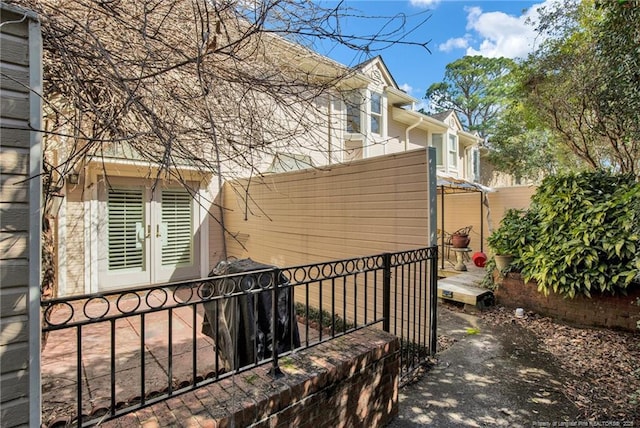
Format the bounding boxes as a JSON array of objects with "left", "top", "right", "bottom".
[
  {"left": 428, "top": 109, "right": 471, "bottom": 133},
  {"left": 353, "top": 55, "right": 399, "bottom": 89},
  {"left": 428, "top": 109, "right": 456, "bottom": 122}
]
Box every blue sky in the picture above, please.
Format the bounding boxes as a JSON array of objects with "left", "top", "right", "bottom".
[{"left": 314, "top": 0, "right": 550, "bottom": 105}]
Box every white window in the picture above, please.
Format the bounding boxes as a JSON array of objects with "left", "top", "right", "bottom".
[
  {"left": 448, "top": 134, "right": 458, "bottom": 169},
  {"left": 370, "top": 92, "right": 382, "bottom": 135},
  {"left": 465, "top": 146, "right": 481, "bottom": 182},
  {"left": 98, "top": 180, "right": 200, "bottom": 290},
  {"left": 432, "top": 134, "right": 444, "bottom": 166},
  {"left": 344, "top": 90, "right": 384, "bottom": 137}
]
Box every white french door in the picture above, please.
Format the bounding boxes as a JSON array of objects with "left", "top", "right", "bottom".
[{"left": 97, "top": 179, "right": 200, "bottom": 291}]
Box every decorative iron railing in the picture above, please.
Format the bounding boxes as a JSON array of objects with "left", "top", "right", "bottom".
[{"left": 41, "top": 246, "right": 438, "bottom": 427}]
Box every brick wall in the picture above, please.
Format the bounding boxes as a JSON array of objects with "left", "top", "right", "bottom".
[
  {"left": 495, "top": 273, "right": 640, "bottom": 331},
  {"left": 99, "top": 327, "right": 399, "bottom": 428}
]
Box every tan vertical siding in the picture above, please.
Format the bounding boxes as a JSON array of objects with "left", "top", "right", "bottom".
[
  {"left": 0, "top": 5, "right": 40, "bottom": 426},
  {"left": 224, "top": 149, "right": 431, "bottom": 263},
  {"left": 223, "top": 149, "right": 433, "bottom": 339}
]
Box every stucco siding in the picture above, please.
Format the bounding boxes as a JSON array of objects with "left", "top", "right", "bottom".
[{"left": 207, "top": 184, "right": 226, "bottom": 272}]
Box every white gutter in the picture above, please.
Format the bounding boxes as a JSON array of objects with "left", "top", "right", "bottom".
[
  {"left": 405, "top": 117, "right": 423, "bottom": 151},
  {"left": 391, "top": 107, "right": 448, "bottom": 131}
]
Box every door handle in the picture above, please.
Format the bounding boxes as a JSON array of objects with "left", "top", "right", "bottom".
[
  {"left": 146, "top": 225, "right": 151, "bottom": 238},
  {"left": 156, "top": 224, "right": 161, "bottom": 238}
]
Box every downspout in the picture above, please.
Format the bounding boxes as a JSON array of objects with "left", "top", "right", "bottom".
[
  {"left": 27, "top": 9, "right": 43, "bottom": 426},
  {"left": 327, "top": 95, "right": 332, "bottom": 165},
  {"left": 405, "top": 117, "right": 423, "bottom": 151}
]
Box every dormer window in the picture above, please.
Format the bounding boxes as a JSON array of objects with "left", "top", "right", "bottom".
[
  {"left": 370, "top": 92, "right": 382, "bottom": 135},
  {"left": 344, "top": 90, "right": 385, "bottom": 138}
]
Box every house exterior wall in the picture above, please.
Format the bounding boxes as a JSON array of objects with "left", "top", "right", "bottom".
[
  {"left": 383, "top": 121, "right": 429, "bottom": 155},
  {"left": 46, "top": 47, "right": 479, "bottom": 297},
  {"left": 385, "top": 118, "right": 406, "bottom": 153},
  {"left": 61, "top": 186, "right": 85, "bottom": 295},
  {"left": 0, "top": 4, "right": 42, "bottom": 426},
  {"left": 207, "top": 188, "right": 227, "bottom": 272}
]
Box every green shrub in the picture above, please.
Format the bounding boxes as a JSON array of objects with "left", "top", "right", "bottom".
[
  {"left": 294, "top": 302, "right": 354, "bottom": 332},
  {"left": 487, "top": 208, "right": 538, "bottom": 272},
  {"left": 519, "top": 171, "right": 640, "bottom": 298}
]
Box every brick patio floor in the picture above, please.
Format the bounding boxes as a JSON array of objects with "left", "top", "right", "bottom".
[
  {"left": 41, "top": 292, "right": 219, "bottom": 424},
  {"left": 41, "top": 293, "right": 316, "bottom": 426}
]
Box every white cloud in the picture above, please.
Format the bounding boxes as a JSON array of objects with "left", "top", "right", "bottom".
[
  {"left": 399, "top": 83, "right": 413, "bottom": 94},
  {"left": 399, "top": 83, "right": 426, "bottom": 101},
  {"left": 457, "top": 1, "right": 553, "bottom": 59},
  {"left": 409, "top": 0, "right": 441, "bottom": 7},
  {"left": 438, "top": 37, "right": 469, "bottom": 53}
]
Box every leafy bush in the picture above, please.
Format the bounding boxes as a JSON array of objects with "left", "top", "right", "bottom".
[
  {"left": 487, "top": 208, "right": 538, "bottom": 272},
  {"left": 518, "top": 171, "right": 640, "bottom": 298}
]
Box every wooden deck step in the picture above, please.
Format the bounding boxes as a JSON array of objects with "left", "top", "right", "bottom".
[{"left": 438, "top": 277, "right": 493, "bottom": 308}]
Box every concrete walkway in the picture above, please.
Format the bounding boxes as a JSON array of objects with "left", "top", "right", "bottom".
[{"left": 387, "top": 305, "right": 582, "bottom": 427}]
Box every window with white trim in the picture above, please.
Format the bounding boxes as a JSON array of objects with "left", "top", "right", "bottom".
[
  {"left": 370, "top": 92, "right": 382, "bottom": 135},
  {"left": 472, "top": 147, "right": 480, "bottom": 182},
  {"left": 345, "top": 91, "right": 362, "bottom": 134},
  {"left": 107, "top": 188, "right": 145, "bottom": 271},
  {"left": 448, "top": 134, "right": 458, "bottom": 169},
  {"left": 161, "top": 189, "right": 193, "bottom": 267},
  {"left": 432, "top": 134, "right": 444, "bottom": 166}
]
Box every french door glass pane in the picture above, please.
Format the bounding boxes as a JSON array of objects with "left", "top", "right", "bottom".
[
  {"left": 161, "top": 189, "right": 193, "bottom": 266},
  {"left": 107, "top": 188, "right": 144, "bottom": 271}
]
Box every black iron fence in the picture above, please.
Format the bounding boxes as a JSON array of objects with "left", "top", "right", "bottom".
[{"left": 41, "top": 246, "right": 438, "bottom": 427}]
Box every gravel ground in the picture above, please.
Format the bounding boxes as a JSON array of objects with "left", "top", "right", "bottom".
[
  {"left": 391, "top": 302, "right": 639, "bottom": 427},
  {"left": 477, "top": 305, "right": 640, "bottom": 422}
]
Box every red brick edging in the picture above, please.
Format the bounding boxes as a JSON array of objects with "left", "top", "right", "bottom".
[
  {"left": 495, "top": 273, "right": 640, "bottom": 331},
  {"left": 99, "top": 327, "right": 399, "bottom": 428}
]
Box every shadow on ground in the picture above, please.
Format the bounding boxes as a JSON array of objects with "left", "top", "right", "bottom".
[{"left": 387, "top": 304, "right": 582, "bottom": 427}]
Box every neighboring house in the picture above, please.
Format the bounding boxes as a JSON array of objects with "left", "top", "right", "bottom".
[
  {"left": 479, "top": 156, "right": 541, "bottom": 188},
  {"left": 48, "top": 54, "right": 480, "bottom": 297},
  {"left": 265, "top": 58, "right": 481, "bottom": 180},
  {"left": 424, "top": 108, "right": 481, "bottom": 182}
]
